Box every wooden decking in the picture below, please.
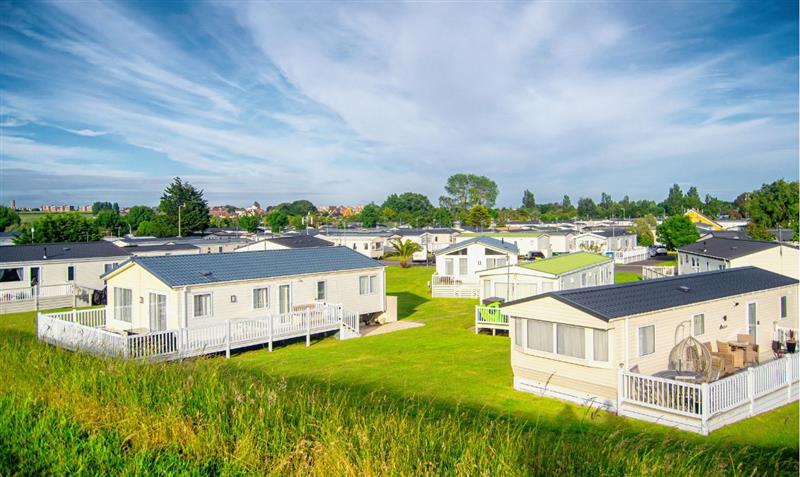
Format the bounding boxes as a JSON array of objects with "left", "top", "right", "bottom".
[{"left": 37, "top": 304, "right": 361, "bottom": 361}]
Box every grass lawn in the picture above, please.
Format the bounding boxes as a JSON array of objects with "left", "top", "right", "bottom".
[
  {"left": 614, "top": 271, "right": 642, "bottom": 283},
  {"left": 18, "top": 211, "right": 94, "bottom": 224},
  {"left": 0, "top": 267, "right": 796, "bottom": 475}
]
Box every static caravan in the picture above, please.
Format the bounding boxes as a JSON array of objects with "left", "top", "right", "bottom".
[
  {"left": 502, "top": 267, "right": 798, "bottom": 434},
  {"left": 678, "top": 237, "right": 798, "bottom": 279}
]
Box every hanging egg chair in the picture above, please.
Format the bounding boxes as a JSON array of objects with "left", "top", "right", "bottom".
[{"left": 668, "top": 336, "right": 713, "bottom": 379}]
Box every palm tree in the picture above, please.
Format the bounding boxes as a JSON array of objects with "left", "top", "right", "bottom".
[{"left": 388, "top": 238, "right": 422, "bottom": 268}]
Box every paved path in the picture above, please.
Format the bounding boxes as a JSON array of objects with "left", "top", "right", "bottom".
[{"left": 360, "top": 320, "right": 425, "bottom": 337}]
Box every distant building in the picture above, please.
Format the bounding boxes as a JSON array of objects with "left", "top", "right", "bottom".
[{"left": 8, "top": 200, "right": 15, "bottom": 209}]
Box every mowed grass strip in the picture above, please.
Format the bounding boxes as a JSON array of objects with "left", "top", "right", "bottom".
[{"left": 0, "top": 266, "right": 796, "bottom": 475}]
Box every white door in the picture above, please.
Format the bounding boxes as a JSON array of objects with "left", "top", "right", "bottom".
[
  {"left": 747, "top": 302, "right": 757, "bottom": 340},
  {"left": 149, "top": 293, "right": 167, "bottom": 331}
]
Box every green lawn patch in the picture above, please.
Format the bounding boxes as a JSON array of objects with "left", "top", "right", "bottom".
[
  {"left": 0, "top": 267, "right": 796, "bottom": 475},
  {"left": 615, "top": 271, "right": 642, "bottom": 283}
]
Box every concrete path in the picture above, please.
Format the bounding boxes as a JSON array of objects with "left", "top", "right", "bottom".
[{"left": 360, "top": 320, "right": 425, "bottom": 337}]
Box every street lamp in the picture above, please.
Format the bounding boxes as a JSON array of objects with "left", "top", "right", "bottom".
[{"left": 178, "top": 203, "right": 186, "bottom": 237}]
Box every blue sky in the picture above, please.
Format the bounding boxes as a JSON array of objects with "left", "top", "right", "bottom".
[{"left": 0, "top": 0, "right": 797, "bottom": 208}]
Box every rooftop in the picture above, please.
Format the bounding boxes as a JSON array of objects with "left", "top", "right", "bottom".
[
  {"left": 519, "top": 252, "right": 611, "bottom": 275},
  {"left": 113, "top": 246, "right": 383, "bottom": 287},
  {"left": 436, "top": 236, "right": 519, "bottom": 255},
  {"left": 0, "top": 241, "right": 131, "bottom": 263},
  {"left": 502, "top": 267, "right": 798, "bottom": 321},
  {"left": 262, "top": 235, "right": 333, "bottom": 248},
  {"left": 678, "top": 237, "right": 779, "bottom": 260},
  {"left": 460, "top": 232, "right": 544, "bottom": 238},
  {"left": 122, "top": 243, "right": 200, "bottom": 253}
]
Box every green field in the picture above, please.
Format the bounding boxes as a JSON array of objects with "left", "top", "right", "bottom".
[
  {"left": 614, "top": 271, "right": 642, "bottom": 283},
  {"left": 0, "top": 267, "right": 796, "bottom": 475},
  {"left": 18, "top": 211, "right": 94, "bottom": 225}
]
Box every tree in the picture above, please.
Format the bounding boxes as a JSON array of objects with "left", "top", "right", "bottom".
[
  {"left": 95, "top": 210, "right": 123, "bottom": 234},
  {"left": 359, "top": 203, "right": 382, "bottom": 228},
  {"left": 382, "top": 192, "right": 433, "bottom": 226},
  {"left": 388, "top": 238, "right": 422, "bottom": 268},
  {"left": 253, "top": 201, "right": 261, "bottom": 210},
  {"left": 630, "top": 218, "right": 655, "bottom": 247},
  {"left": 466, "top": 205, "right": 491, "bottom": 228},
  {"left": 91, "top": 201, "right": 114, "bottom": 214},
  {"left": 684, "top": 186, "right": 703, "bottom": 211},
  {"left": 266, "top": 211, "right": 288, "bottom": 233},
  {"left": 159, "top": 177, "right": 210, "bottom": 236},
  {"left": 522, "top": 190, "right": 536, "bottom": 209},
  {"left": 136, "top": 215, "right": 177, "bottom": 237},
  {"left": 289, "top": 215, "right": 304, "bottom": 231},
  {"left": 14, "top": 213, "right": 100, "bottom": 244},
  {"left": 662, "top": 184, "right": 685, "bottom": 216},
  {"left": 439, "top": 173, "right": 498, "bottom": 213},
  {"left": 656, "top": 215, "right": 699, "bottom": 250},
  {"left": 238, "top": 214, "right": 262, "bottom": 233},
  {"left": 577, "top": 197, "right": 598, "bottom": 219},
  {"left": 561, "top": 195, "right": 572, "bottom": 210},
  {"left": 745, "top": 179, "right": 799, "bottom": 231},
  {"left": 746, "top": 222, "right": 774, "bottom": 241},
  {"left": 0, "top": 206, "right": 21, "bottom": 231},
  {"left": 643, "top": 213, "right": 658, "bottom": 228},
  {"left": 271, "top": 200, "right": 317, "bottom": 216},
  {"left": 124, "top": 206, "right": 155, "bottom": 232},
  {"left": 431, "top": 207, "right": 453, "bottom": 227}
]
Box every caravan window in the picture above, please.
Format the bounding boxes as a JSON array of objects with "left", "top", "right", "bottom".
[{"left": 0, "top": 268, "right": 23, "bottom": 283}]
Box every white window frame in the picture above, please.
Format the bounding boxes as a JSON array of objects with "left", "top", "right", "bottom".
[
  {"left": 359, "top": 275, "right": 377, "bottom": 295},
  {"left": 113, "top": 287, "right": 133, "bottom": 323},
  {"left": 556, "top": 323, "right": 586, "bottom": 359},
  {"left": 316, "top": 280, "right": 327, "bottom": 301},
  {"left": 252, "top": 286, "right": 270, "bottom": 310},
  {"left": 66, "top": 265, "right": 75, "bottom": 282},
  {"left": 278, "top": 283, "right": 292, "bottom": 316},
  {"left": 692, "top": 313, "right": 705, "bottom": 336},
  {"left": 638, "top": 324, "right": 655, "bottom": 357},
  {"left": 592, "top": 328, "right": 609, "bottom": 362},
  {"left": 192, "top": 293, "right": 213, "bottom": 319}
]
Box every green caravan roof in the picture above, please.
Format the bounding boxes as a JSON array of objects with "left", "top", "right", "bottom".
[{"left": 519, "top": 252, "right": 611, "bottom": 275}]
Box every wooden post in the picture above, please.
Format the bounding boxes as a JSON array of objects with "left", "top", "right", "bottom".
[
  {"left": 305, "top": 309, "right": 311, "bottom": 347},
  {"left": 268, "top": 313, "right": 273, "bottom": 352},
  {"left": 225, "top": 320, "right": 231, "bottom": 359}
]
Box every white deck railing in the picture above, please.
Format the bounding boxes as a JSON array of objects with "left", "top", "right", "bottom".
[
  {"left": 475, "top": 305, "right": 509, "bottom": 334},
  {"left": 619, "top": 353, "right": 799, "bottom": 434},
  {"left": 613, "top": 247, "right": 649, "bottom": 264},
  {"left": 0, "top": 283, "right": 75, "bottom": 303},
  {"left": 37, "top": 303, "right": 361, "bottom": 361},
  {"left": 431, "top": 274, "right": 479, "bottom": 298},
  {"left": 641, "top": 266, "right": 676, "bottom": 280}
]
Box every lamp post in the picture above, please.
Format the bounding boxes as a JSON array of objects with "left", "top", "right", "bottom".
[{"left": 178, "top": 203, "right": 185, "bottom": 237}]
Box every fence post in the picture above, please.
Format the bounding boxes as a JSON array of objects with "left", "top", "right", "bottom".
[
  {"left": 305, "top": 309, "right": 311, "bottom": 347},
  {"left": 747, "top": 367, "right": 755, "bottom": 417},
  {"left": 225, "top": 320, "right": 231, "bottom": 359},
  {"left": 268, "top": 314, "right": 273, "bottom": 352},
  {"left": 787, "top": 356, "right": 792, "bottom": 404},
  {"left": 71, "top": 308, "right": 77, "bottom": 324},
  {"left": 700, "top": 382, "right": 710, "bottom": 435}
]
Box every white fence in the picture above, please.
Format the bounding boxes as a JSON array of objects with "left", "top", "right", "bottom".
[
  {"left": 475, "top": 305, "right": 509, "bottom": 334},
  {"left": 430, "top": 275, "right": 479, "bottom": 298},
  {"left": 37, "top": 303, "right": 361, "bottom": 361},
  {"left": 619, "top": 353, "right": 799, "bottom": 434},
  {"left": 641, "top": 266, "right": 676, "bottom": 280},
  {"left": 613, "top": 247, "right": 649, "bottom": 264},
  {"left": 0, "top": 283, "right": 75, "bottom": 304}
]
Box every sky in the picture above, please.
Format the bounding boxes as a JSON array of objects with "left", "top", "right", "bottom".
[{"left": 0, "top": 0, "right": 797, "bottom": 208}]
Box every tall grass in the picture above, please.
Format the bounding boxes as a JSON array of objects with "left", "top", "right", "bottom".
[{"left": 0, "top": 329, "right": 795, "bottom": 476}]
